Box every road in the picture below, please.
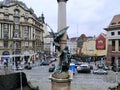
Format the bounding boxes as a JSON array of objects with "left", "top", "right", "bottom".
[{"left": 22, "top": 63, "right": 119, "bottom": 90}]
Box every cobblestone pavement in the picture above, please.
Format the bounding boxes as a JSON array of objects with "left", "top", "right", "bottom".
[
  {"left": 22, "top": 64, "right": 119, "bottom": 90},
  {"left": 0, "top": 63, "right": 119, "bottom": 90}
]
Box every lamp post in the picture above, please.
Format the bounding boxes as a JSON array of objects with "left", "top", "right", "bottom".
[
  {"left": 20, "top": 70, "right": 23, "bottom": 90},
  {"left": 13, "top": 41, "right": 16, "bottom": 72},
  {"left": 115, "top": 58, "right": 118, "bottom": 84}
]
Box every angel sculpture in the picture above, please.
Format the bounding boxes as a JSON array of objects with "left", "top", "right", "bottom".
[{"left": 50, "top": 26, "right": 71, "bottom": 73}]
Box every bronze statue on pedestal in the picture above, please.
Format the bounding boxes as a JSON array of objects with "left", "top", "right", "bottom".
[{"left": 50, "top": 26, "right": 71, "bottom": 74}]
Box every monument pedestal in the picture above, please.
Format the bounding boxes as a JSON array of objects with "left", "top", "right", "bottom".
[{"left": 50, "top": 71, "right": 72, "bottom": 90}]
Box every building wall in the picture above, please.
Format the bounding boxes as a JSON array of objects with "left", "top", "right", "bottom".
[
  {"left": 81, "top": 34, "right": 107, "bottom": 57},
  {"left": 67, "top": 39, "right": 77, "bottom": 55},
  {"left": 104, "top": 14, "right": 120, "bottom": 67},
  {"left": 0, "top": 0, "right": 44, "bottom": 57}
]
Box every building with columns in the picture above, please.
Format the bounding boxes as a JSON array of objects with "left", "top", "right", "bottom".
[
  {"left": 104, "top": 14, "right": 120, "bottom": 68},
  {"left": 0, "top": 0, "right": 44, "bottom": 59}
]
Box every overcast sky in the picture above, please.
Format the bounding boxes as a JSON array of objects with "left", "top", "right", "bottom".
[{"left": 2, "top": 0, "right": 120, "bottom": 37}]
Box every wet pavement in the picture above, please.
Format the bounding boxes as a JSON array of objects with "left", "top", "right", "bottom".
[
  {"left": 22, "top": 64, "right": 119, "bottom": 90},
  {"left": 0, "top": 62, "right": 119, "bottom": 90}
]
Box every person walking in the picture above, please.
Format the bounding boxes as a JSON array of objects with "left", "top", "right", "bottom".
[{"left": 3, "top": 58, "right": 8, "bottom": 68}]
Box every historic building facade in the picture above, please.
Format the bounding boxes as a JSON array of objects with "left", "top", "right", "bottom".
[
  {"left": 0, "top": 0, "right": 44, "bottom": 58},
  {"left": 104, "top": 14, "right": 120, "bottom": 67},
  {"left": 67, "top": 37, "right": 77, "bottom": 55},
  {"left": 77, "top": 34, "right": 107, "bottom": 61}
]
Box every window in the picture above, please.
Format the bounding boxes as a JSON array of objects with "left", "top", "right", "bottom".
[
  {"left": 4, "top": 8, "right": 9, "bottom": 14},
  {"left": 111, "top": 23, "right": 116, "bottom": 25},
  {"left": 112, "top": 40, "right": 115, "bottom": 46},
  {"left": 4, "top": 41, "right": 8, "bottom": 48},
  {"left": 118, "top": 31, "right": 120, "bottom": 35},
  {"left": 25, "top": 42, "right": 29, "bottom": 46},
  {"left": 14, "top": 24, "right": 19, "bottom": 30},
  {"left": 24, "top": 18, "right": 28, "bottom": 22},
  {"left": 14, "top": 9, "right": 20, "bottom": 15},
  {"left": 14, "top": 17, "right": 20, "bottom": 22},
  {"left": 119, "top": 40, "right": 120, "bottom": 46},
  {"left": 118, "top": 22, "right": 120, "bottom": 24},
  {"left": 3, "top": 24, "right": 8, "bottom": 29},
  {"left": 111, "top": 32, "right": 115, "bottom": 36},
  {"left": 4, "top": 32, "right": 8, "bottom": 39},
  {"left": 24, "top": 32, "right": 29, "bottom": 39},
  {"left": 4, "top": 15, "right": 9, "bottom": 20},
  {"left": 14, "top": 32, "right": 19, "bottom": 38},
  {"left": 112, "top": 40, "right": 115, "bottom": 51},
  {"left": 25, "top": 12, "right": 29, "bottom": 17},
  {"left": 119, "top": 40, "right": 120, "bottom": 51},
  {"left": 23, "top": 26, "right": 29, "bottom": 30}
]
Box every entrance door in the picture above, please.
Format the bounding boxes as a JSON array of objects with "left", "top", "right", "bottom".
[{"left": 111, "top": 57, "right": 115, "bottom": 66}]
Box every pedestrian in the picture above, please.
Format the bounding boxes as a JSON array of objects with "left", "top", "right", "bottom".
[{"left": 3, "top": 58, "right": 8, "bottom": 68}]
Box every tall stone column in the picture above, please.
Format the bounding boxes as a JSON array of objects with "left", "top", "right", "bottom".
[
  {"left": 57, "top": 0, "right": 68, "bottom": 51},
  {"left": 50, "top": 0, "right": 72, "bottom": 90}
]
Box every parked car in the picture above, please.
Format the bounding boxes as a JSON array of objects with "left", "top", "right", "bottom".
[
  {"left": 24, "top": 63, "right": 32, "bottom": 70},
  {"left": 93, "top": 69, "right": 108, "bottom": 75},
  {"left": 49, "top": 64, "right": 55, "bottom": 72},
  {"left": 103, "top": 65, "right": 110, "bottom": 70},
  {"left": 97, "top": 64, "right": 110, "bottom": 70},
  {"left": 75, "top": 62, "right": 82, "bottom": 68},
  {"left": 97, "top": 64, "right": 104, "bottom": 68},
  {"left": 77, "top": 64, "right": 91, "bottom": 73},
  {"left": 12, "top": 65, "right": 24, "bottom": 70},
  {"left": 40, "top": 61, "right": 49, "bottom": 66},
  {"left": 49, "top": 58, "right": 57, "bottom": 64},
  {"left": 112, "top": 66, "right": 120, "bottom": 72}
]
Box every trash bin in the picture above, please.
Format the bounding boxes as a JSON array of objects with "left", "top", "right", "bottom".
[{"left": 70, "top": 63, "right": 75, "bottom": 75}]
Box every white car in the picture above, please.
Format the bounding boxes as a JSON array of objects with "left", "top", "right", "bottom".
[
  {"left": 93, "top": 69, "right": 108, "bottom": 75},
  {"left": 77, "top": 64, "right": 91, "bottom": 73}
]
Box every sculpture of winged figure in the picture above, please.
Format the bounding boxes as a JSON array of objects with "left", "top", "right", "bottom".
[
  {"left": 49, "top": 26, "right": 71, "bottom": 73},
  {"left": 50, "top": 26, "right": 69, "bottom": 51}
]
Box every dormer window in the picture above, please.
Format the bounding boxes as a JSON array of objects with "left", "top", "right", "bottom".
[
  {"left": 118, "top": 21, "right": 120, "bottom": 24},
  {"left": 14, "top": 9, "right": 20, "bottom": 16},
  {"left": 111, "top": 32, "right": 115, "bottom": 36},
  {"left": 118, "top": 31, "right": 120, "bottom": 35},
  {"left": 111, "top": 23, "right": 116, "bottom": 25},
  {"left": 4, "top": 8, "right": 9, "bottom": 14},
  {"left": 25, "top": 12, "right": 28, "bottom": 17}
]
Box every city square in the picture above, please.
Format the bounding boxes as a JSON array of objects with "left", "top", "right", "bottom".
[{"left": 0, "top": 0, "right": 120, "bottom": 90}]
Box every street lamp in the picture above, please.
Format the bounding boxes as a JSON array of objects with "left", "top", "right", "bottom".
[
  {"left": 115, "top": 58, "right": 118, "bottom": 84},
  {"left": 13, "top": 41, "right": 16, "bottom": 72},
  {"left": 20, "top": 70, "right": 23, "bottom": 90}
]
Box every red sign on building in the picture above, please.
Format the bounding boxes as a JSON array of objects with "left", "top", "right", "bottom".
[{"left": 96, "top": 34, "right": 106, "bottom": 50}]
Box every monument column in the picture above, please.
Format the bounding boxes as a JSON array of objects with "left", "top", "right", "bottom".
[
  {"left": 50, "top": 0, "right": 72, "bottom": 90},
  {"left": 57, "top": 0, "right": 68, "bottom": 51},
  {"left": 57, "top": 0, "right": 68, "bottom": 31}
]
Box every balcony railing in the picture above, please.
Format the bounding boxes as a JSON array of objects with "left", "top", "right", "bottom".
[{"left": 13, "top": 37, "right": 21, "bottom": 40}]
